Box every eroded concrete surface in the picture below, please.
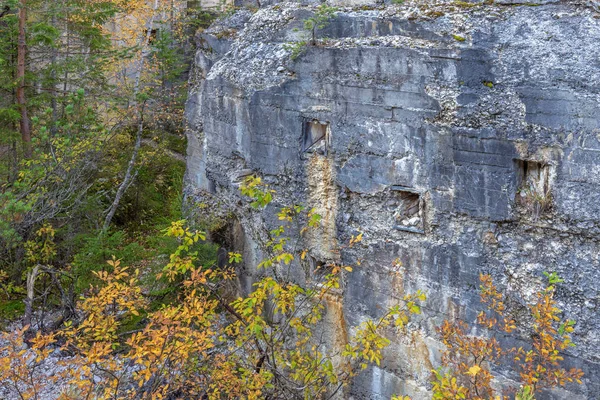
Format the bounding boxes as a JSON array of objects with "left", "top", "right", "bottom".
[{"left": 184, "top": 1, "right": 600, "bottom": 398}]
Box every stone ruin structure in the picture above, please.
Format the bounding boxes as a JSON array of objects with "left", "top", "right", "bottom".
[{"left": 184, "top": 1, "right": 600, "bottom": 398}]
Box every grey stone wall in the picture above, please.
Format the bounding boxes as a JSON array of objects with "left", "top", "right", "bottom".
[{"left": 185, "top": 2, "right": 600, "bottom": 398}]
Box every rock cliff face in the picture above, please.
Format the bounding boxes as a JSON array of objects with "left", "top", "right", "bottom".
[{"left": 184, "top": 2, "right": 600, "bottom": 398}]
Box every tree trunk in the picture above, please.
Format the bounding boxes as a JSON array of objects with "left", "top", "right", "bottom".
[
  {"left": 102, "top": 0, "right": 159, "bottom": 233},
  {"left": 131, "top": 0, "right": 159, "bottom": 108},
  {"left": 102, "top": 112, "right": 143, "bottom": 233},
  {"left": 17, "top": 0, "right": 31, "bottom": 157},
  {"left": 24, "top": 265, "right": 40, "bottom": 331},
  {"left": 50, "top": 8, "right": 57, "bottom": 136}
]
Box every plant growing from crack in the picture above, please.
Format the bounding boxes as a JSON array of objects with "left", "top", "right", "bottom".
[
  {"left": 285, "top": 5, "right": 337, "bottom": 60},
  {"left": 305, "top": 4, "right": 337, "bottom": 46},
  {"left": 517, "top": 172, "right": 553, "bottom": 221},
  {"left": 284, "top": 40, "right": 308, "bottom": 61}
]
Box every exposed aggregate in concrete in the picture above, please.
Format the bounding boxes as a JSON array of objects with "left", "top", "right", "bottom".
[{"left": 185, "top": 1, "right": 600, "bottom": 398}]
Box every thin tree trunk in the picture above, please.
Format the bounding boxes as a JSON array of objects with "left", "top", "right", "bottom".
[
  {"left": 62, "top": 1, "right": 69, "bottom": 111},
  {"left": 50, "top": 8, "right": 57, "bottom": 136},
  {"left": 102, "top": 0, "right": 159, "bottom": 233},
  {"left": 102, "top": 110, "right": 143, "bottom": 233},
  {"left": 24, "top": 265, "right": 40, "bottom": 331},
  {"left": 17, "top": 0, "right": 31, "bottom": 157},
  {"left": 132, "top": 0, "right": 159, "bottom": 108},
  {"left": 11, "top": 140, "right": 17, "bottom": 183}
]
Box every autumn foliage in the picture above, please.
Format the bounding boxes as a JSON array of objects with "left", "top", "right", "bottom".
[
  {"left": 432, "top": 273, "right": 584, "bottom": 399},
  {"left": 0, "top": 177, "right": 426, "bottom": 399},
  {"left": 0, "top": 176, "right": 586, "bottom": 399}
]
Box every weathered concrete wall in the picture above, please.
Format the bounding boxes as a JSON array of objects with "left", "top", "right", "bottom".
[{"left": 185, "top": 2, "right": 600, "bottom": 398}]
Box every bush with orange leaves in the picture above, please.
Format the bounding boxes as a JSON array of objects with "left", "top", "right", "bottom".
[
  {"left": 433, "top": 272, "right": 584, "bottom": 399},
  {"left": 0, "top": 176, "right": 586, "bottom": 400},
  {"left": 0, "top": 177, "right": 426, "bottom": 400}
]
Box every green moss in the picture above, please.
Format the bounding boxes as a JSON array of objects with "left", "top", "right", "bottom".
[
  {"left": 427, "top": 10, "right": 445, "bottom": 18},
  {"left": 454, "top": 1, "right": 479, "bottom": 8},
  {"left": 483, "top": 81, "right": 494, "bottom": 88},
  {"left": 0, "top": 299, "right": 25, "bottom": 321},
  {"left": 453, "top": 34, "right": 466, "bottom": 42},
  {"left": 71, "top": 231, "right": 148, "bottom": 293},
  {"left": 162, "top": 133, "right": 187, "bottom": 156}
]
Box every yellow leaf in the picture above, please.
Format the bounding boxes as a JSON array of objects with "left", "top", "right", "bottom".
[{"left": 467, "top": 365, "right": 481, "bottom": 376}]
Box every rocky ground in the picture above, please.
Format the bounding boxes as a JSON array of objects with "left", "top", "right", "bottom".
[{"left": 0, "top": 318, "right": 71, "bottom": 400}]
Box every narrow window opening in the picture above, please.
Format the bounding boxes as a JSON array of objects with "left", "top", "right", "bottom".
[
  {"left": 303, "top": 119, "right": 330, "bottom": 153},
  {"left": 391, "top": 186, "right": 424, "bottom": 234},
  {"left": 515, "top": 159, "right": 552, "bottom": 219}
]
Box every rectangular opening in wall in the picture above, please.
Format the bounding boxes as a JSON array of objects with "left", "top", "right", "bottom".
[
  {"left": 303, "top": 119, "right": 330, "bottom": 153},
  {"left": 390, "top": 186, "right": 424, "bottom": 234},
  {"left": 515, "top": 159, "right": 552, "bottom": 219}
]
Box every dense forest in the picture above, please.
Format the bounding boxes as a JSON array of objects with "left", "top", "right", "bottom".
[
  {"left": 0, "top": 0, "right": 210, "bottom": 319},
  {"left": 0, "top": 1, "right": 586, "bottom": 399}
]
